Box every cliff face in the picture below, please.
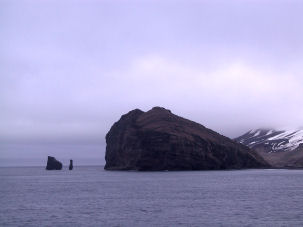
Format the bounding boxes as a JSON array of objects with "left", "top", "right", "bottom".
[
  {"left": 105, "top": 107, "right": 269, "bottom": 171},
  {"left": 46, "top": 156, "right": 63, "bottom": 170}
]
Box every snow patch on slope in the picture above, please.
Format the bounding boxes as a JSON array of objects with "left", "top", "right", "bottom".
[{"left": 236, "top": 128, "right": 303, "bottom": 152}]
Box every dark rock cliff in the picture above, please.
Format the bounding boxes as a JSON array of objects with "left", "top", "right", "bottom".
[
  {"left": 46, "top": 156, "right": 63, "bottom": 170},
  {"left": 105, "top": 107, "right": 269, "bottom": 171}
]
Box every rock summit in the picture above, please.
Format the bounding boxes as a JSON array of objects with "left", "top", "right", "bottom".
[{"left": 105, "top": 107, "right": 269, "bottom": 171}]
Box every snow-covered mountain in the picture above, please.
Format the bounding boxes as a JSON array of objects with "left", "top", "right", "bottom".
[{"left": 235, "top": 128, "right": 303, "bottom": 152}]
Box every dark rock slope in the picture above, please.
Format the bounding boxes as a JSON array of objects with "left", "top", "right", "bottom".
[
  {"left": 46, "top": 156, "right": 63, "bottom": 170},
  {"left": 104, "top": 107, "right": 269, "bottom": 171}
]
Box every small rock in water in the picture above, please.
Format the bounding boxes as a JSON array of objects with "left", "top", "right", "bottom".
[
  {"left": 46, "top": 156, "right": 62, "bottom": 170},
  {"left": 69, "top": 160, "right": 73, "bottom": 170}
]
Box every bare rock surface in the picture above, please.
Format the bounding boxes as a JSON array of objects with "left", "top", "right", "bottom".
[
  {"left": 46, "top": 156, "right": 63, "bottom": 170},
  {"left": 105, "top": 107, "right": 269, "bottom": 171}
]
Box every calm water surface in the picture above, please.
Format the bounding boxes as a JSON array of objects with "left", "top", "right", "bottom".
[{"left": 1, "top": 167, "right": 303, "bottom": 226}]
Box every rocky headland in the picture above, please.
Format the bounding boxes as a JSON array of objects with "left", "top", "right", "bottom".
[{"left": 104, "top": 107, "right": 269, "bottom": 171}]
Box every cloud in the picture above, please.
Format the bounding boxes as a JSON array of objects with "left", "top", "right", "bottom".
[
  {"left": 109, "top": 55, "right": 303, "bottom": 135},
  {"left": 1, "top": 0, "right": 303, "bottom": 146},
  {"left": 1, "top": 49, "right": 303, "bottom": 144}
]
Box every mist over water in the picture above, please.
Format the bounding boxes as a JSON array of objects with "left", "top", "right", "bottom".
[
  {"left": 1, "top": 0, "right": 303, "bottom": 165},
  {"left": 0, "top": 143, "right": 105, "bottom": 167}
]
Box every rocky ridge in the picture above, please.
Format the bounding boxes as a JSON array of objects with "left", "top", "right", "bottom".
[{"left": 104, "top": 107, "right": 269, "bottom": 171}]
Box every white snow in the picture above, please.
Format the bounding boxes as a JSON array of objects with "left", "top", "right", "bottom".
[
  {"left": 254, "top": 130, "right": 261, "bottom": 137},
  {"left": 267, "top": 130, "right": 297, "bottom": 141},
  {"left": 266, "top": 130, "right": 273, "bottom": 136},
  {"left": 267, "top": 129, "right": 303, "bottom": 151},
  {"left": 247, "top": 128, "right": 303, "bottom": 151},
  {"left": 249, "top": 129, "right": 257, "bottom": 134}
]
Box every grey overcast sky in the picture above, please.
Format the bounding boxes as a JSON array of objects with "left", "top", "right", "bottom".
[{"left": 1, "top": 0, "right": 303, "bottom": 165}]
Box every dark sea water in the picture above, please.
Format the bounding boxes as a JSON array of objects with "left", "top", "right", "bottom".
[{"left": 1, "top": 167, "right": 303, "bottom": 227}]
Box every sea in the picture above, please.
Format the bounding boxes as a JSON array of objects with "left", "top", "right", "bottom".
[{"left": 1, "top": 167, "right": 303, "bottom": 227}]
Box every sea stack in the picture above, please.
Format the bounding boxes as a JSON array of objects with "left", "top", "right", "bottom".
[
  {"left": 46, "top": 156, "right": 63, "bottom": 170},
  {"left": 104, "top": 107, "right": 269, "bottom": 171},
  {"left": 69, "top": 160, "right": 73, "bottom": 170}
]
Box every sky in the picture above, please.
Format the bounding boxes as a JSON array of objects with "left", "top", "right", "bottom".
[{"left": 1, "top": 0, "right": 303, "bottom": 166}]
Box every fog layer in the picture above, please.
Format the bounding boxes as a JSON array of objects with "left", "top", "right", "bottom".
[{"left": 1, "top": 0, "right": 303, "bottom": 165}]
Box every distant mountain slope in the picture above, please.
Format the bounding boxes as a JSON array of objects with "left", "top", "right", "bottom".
[
  {"left": 235, "top": 128, "right": 303, "bottom": 152},
  {"left": 235, "top": 128, "right": 303, "bottom": 168}
]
